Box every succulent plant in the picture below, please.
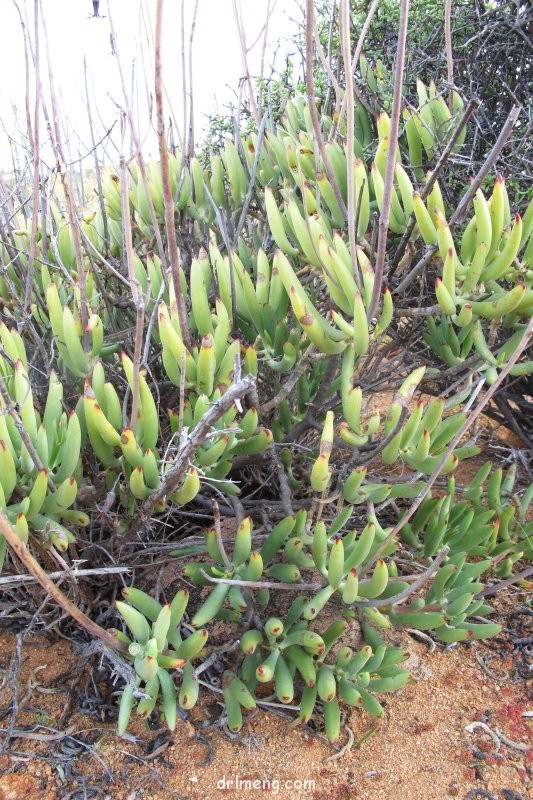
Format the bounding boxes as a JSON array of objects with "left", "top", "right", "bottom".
[
  {"left": 114, "top": 587, "right": 208, "bottom": 733},
  {"left": 0, "top": 46, "right": 530, "bottom": 748}
]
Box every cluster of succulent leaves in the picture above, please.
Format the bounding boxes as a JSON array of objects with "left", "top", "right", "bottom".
[
  {"left": 0, "top": 64, "right": 531, "bottom": 743},
  {"left": 310, "top": 1, "right": 532, "bottom": 202}
]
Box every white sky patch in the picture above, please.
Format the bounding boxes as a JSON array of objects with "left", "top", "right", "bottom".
[{"left": 0, "top": 0, "right": 302, "bottom": 171}]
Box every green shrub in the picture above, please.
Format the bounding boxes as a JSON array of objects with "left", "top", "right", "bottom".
[{"left": 0, "top": 15, "right": 531, "bottom": 745}]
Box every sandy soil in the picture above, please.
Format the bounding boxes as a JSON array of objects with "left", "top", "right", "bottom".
[
  {"left": 0, "top": 591, "right": 531, "bottom": 800},
  {"left": 0, "top": 395, "right": 530, "bottom": 799}
]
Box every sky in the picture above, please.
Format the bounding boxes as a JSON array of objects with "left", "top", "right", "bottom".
[{"left": 0, "top": 0, "right": 302, "bottom": 172}]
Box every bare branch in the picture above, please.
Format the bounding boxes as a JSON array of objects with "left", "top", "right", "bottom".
[
  {"left": 0, "top": 566, "right": 131, "bottom": 588},
  {"left": 395, "top": 103, "right": 522, "bottom": 295},
  {"left": 187, "top": 0, "right": 200, "bottom": 158},
  {"left": 155, "top": 0, "right": 191, "bottom": 350},
  {"left": 0, "top": 373, "right": 55, "bottom": 493},
  {"left": 340, "top": 0, "right": 360, "bottom": 285},
  {"left": 351, "top": 546, "right": 450, "bottom": 608},
  {"left": 474, "top": 566, "right": 533, "bottom": 600},
  {"left": 119, "top": 153, "right": 144, "bottom": 431},
  {"left": 388, "top": 97, "right": 478, "bottom": 281},
  {"left": 367, "top": 0, "right": 410, "bottom": 322},
  {"left": 232, "top": 0, "right": 260, "bottom": 126},
  {"left": 305, "top": 0, "right": 348, "bottom": 222},
  {"left": 450, "top": 104, "right": 521, "bottom": 227},
  {"left": 39, "top": 2, "right": 90, "bottom": 346},
  {"left": 200, "top": 569, "right": 323, "bottom": 592},
  {"left": 363, "top": 315, "right": 533, "bottom": 575},
  {"left": 335, "top": 0, "right": 380, "bottom": 131},
  {"left": 139, "top": 375, "right": 257, "bottom": 521},
  {"left": 0, "top": 510, "right": 128, "bottom": 653},
  {"left": 23, "top": 0, "right": 41, "bottom": 315},
  {"left": 444, "top": 0, "right": 454, "bottom": 111},
  {"left": 212, "top": 500, "right": 233, "bottom": 571},
  {"left": 107, "top": 4, "right": 168, "bottom": 271}
]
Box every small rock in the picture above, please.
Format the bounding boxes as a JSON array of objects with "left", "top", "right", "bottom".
[{"left": 447, "top": 780, "right": 460, "bottom": 796}]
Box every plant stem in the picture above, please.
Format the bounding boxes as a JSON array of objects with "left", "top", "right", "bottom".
[
  {"left": 363, "top": 315, "right": 533, "bottom": 575},
  {"left": 108, "top": 4, "right": 168, "bottom": 272},
  {"left": 187, "top": 0, "right": 200, "bottom": 158},
  {"left": 138, "top": 375, "right": 256, "bottom": 523},
  {"left": 23, "top": 0, "right": 41, "bottom": 317},
  {"left": 352, "top": 546, "right": 449, "bottom": 608},
  {"left": 200, "top": 570, "right": 323, "bottom": 592},
  {"left": 232, "top": 0, "right": 260, "bottom": 126},
  {"left": 120, "top": 155, "right": 144, "bottom": 432},
  {"left": 340, "top": 0, "right": 360, "bottom": 285},
  {"left": 444, "top": 0, "right": 454, "bottom": 111},
  {"left": 450, "top": 104, "right": 521, "bottom": 228},
  {"left": 39, "top": 3, "right": 89, "bottom": 347},
  {"left": 474, "top": 566, "right": 533, "bottom": 600},
  {"left": 212, "top": 500, "right": 233, "bottom": 571},
  {"left": 396, "top": 103, "right": 521, "bottom": 294},
  {"left": 155, "top": 0, "right": 191, "bottom": 350},
  {"left": 335, "top": 0, "right": 380, "bottom": 131},
  {"left": 305, "top": 0, "right": 348, "bottom": 221},
  {"left": 367, "top": 0, "right": 410, "bottom": 323},
  {"left": 0, "top": 511, "right": 128, "bottom": 653},
  {"left": 388, "top": 97, "right": 478, "bottom": 281},
  {"left": 0, "top": 374, "right": 55, "bottom": 493}
]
